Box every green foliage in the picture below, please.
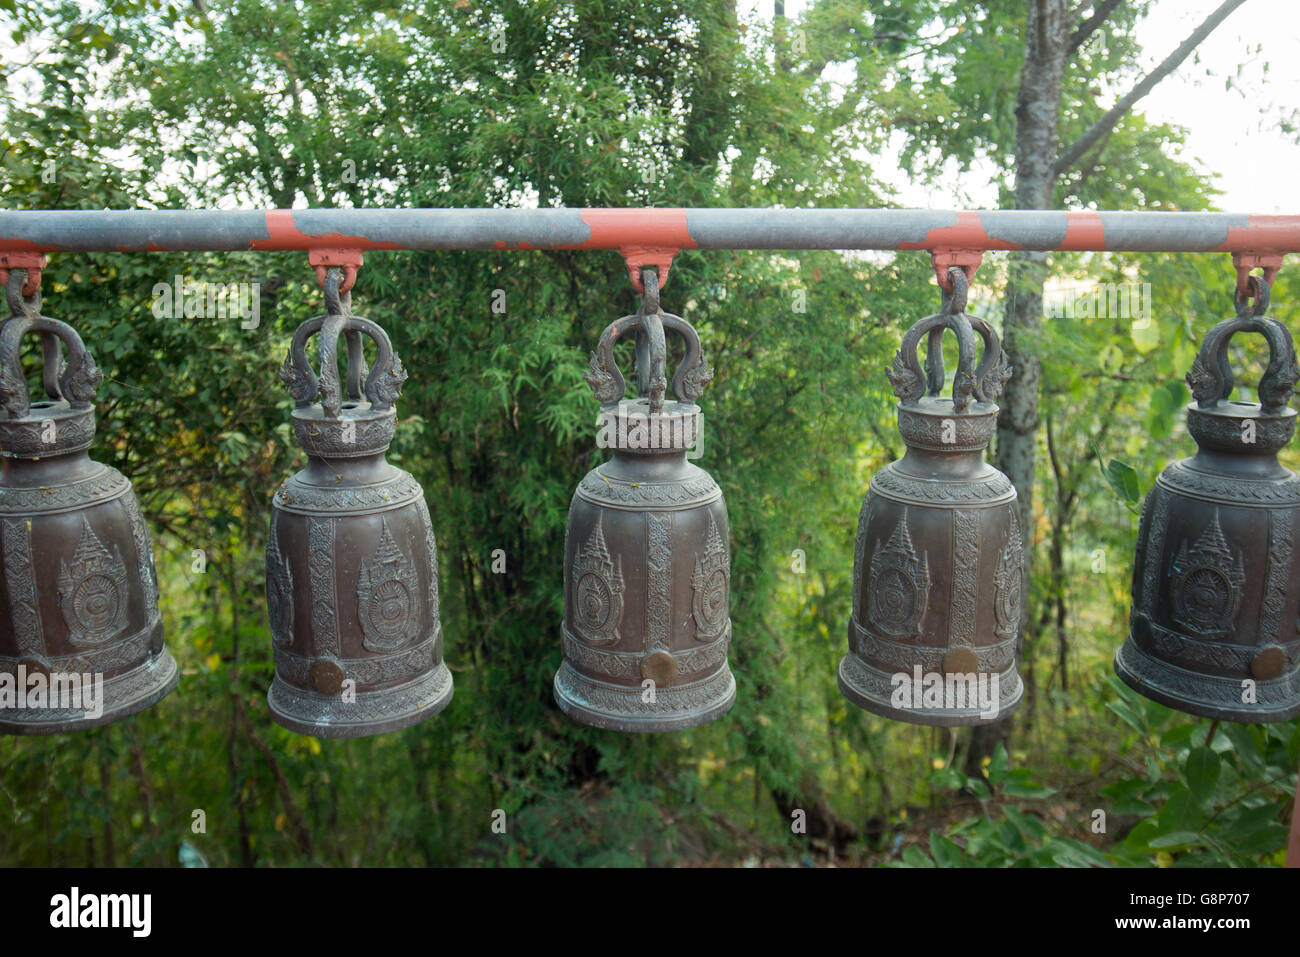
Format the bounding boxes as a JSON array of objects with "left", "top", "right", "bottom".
[
  {"left": 1102, "top": 676, "right": 1299, "bottom": 868},
  {"left": 0, "top": 0, "right": 1294, "bottom": 869}
]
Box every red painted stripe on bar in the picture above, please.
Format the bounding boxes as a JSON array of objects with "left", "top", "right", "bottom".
[
  {"left": 1060, "top": 212, "right": 1105, "bottom": 250},
  {"left": 898, "top": 211, "right": 1021, "bottom": 251},
  {"left": 0, "top": 238, "right": 56, "bottom": 253},
  {"left": 574, "top": 208, "right": 698, "bottom": 249},
  {"left": 250, "top": 210, "right": 404, "bottom": 250},
  {"left": 1216, "top": 215, "right": 1299, "bottom": 254}
]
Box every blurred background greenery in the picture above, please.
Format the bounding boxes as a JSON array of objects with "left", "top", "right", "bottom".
[{"left": 0, "top": 0, "right": 1295, "bottom": 867}]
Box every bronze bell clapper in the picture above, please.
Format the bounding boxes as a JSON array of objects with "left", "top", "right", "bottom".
[
  {"left": 554, "top": 268, "right": 736, "bottom": 731},
  {"left": 0, "top": 270, "right": 178, "bottom": 733},
  {"left": 1117, "top": 276, "right": 1300, "bottom": 721},
  {"left": 839, "top": 268, "right": 1023, "bottom": 726},
  {"left": 266, "top": 270, "right": 453, "bottom": 737}
]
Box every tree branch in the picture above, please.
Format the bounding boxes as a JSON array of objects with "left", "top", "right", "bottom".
[
  {"left": 1053, "top": 0, "right": 1248, "bottom": 177},
  {"left": 1066, "top": 0, "right": 1125, "bottom": 58}
]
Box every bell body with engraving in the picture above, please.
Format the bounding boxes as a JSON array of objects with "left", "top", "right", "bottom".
[
  {"left": 1117, "top": 305, "right": 1300, "bottom": 721},
  {"left": 267, "top": 306, "right": 452, "bottom": 737},
  {"left": 0, "top": 290, "right": 177, "bottom": 733},
  {"left": 839, "top": 305, "right": 1023, "bottom": 726},
  {"left": 554, "top": 290, "right": 735, "bottom": 731}
]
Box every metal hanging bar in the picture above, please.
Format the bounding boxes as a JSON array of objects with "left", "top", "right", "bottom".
[{"left": 0, "top": 208, "right": 1297, "bottom": 254}]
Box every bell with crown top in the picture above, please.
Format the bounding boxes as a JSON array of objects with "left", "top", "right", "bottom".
[
  {"left": 0, "top": 271, "right": 177, "bottom": 733},
  {"left": 554, "top": 270, "right": 736, "bottom": 731},
  {"left": 1116, "top": 278, "right": 1300, "bottom": 721}
]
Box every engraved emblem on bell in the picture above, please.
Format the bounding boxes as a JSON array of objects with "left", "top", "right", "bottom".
[
  {"left": 265, "top": 272, "right": 453, "bottom": 737},
  {"left": 691, "top": 516, "right": 729, "bottom": 643},
  {"left": 839, "top": 269, "right": 1024, "bottom": 726},
  {"left": 1170, "top": 511, "right": 1244, "bottom": 636},
  {"left": 356, "top": 519, "right": 419, "bottom": 654},
  {"left": 57, "top": 517, "right": 130, "bottom": 645},
  {"left": 571, "top": 517, "right": 624, "bottom": 644},
  {"left": 867, "top": 513, "right": 929, "bottom": 638},
  {"left": 554, "top": 269, "right": 736, "bottom": 731},
  {"left": 1116, "top": 278, "right": 1300, "bottom": 721},
  {"left": 0, "top": 271, "right": 178, "bottom": 733}
]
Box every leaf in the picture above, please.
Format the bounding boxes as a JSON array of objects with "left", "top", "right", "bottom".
[
  {"left": 1111, "top": 799, "right": 1157, "bottom": 817},
  {"left": 1106, "top": 699, "right": 1146, "bottom": 736},
  {"left": 1130, "top": 317, "right": 1159, "bottom": 354},
  {"left": 1102, "top": 457, "right": 1141, "bottom": 504},
  {"left": 986, "top": 741, "right": 1008, "bottom": 786},
  {"left": 1048, "top": 840, "right": 1111, "bottom": 868},
  {"left": 929, "top": 833, "right": 965, "bottom": 868},
  {"left": 1221, "top": 723, "right": 1263, "bottom": 773},
  {"left": 1183, "top": 747, "right": 1221, "bottom": 806},
  {"left": 1147, "top": 830, "right": 1204, "bottom": 849},
  {"left": 1002, "top": 780, "right": 1057, "bottom": 799},
  {"left": 1157, "top": 789, "right": 1205, "bottom": 834},
  {"left": 900, "top": 845, "right": 935, "bottom": 868}
]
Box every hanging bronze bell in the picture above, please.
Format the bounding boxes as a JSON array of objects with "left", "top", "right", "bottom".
[
  {"left": 266, "top": 276, "right": 452, "bottom": 737},
  {"left": 554, "top": 270, "right": 735, "bottom": 731},
  {"left": 1117, "top": 280, "right": 1300, "bottom": 721},
  {"left": 839, "top": 271, "right": 1023, "bottom": 726},
  {"left": 0, "top": 273, "right": 177, "bottom": 733}
]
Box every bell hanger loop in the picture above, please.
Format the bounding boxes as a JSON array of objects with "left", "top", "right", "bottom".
[
  {"left": 1187, "top": 274, "right": 1296, "bottom": 417},
  {"left": 889, "top": 266, "right": 978, "bottom": 412},
  {"left": 1, "top": 270, "right": 102, "bottom": 422},
  {"left": 585, "top": 268, "right": 713, "bottom": 415},
  {"left": 890, "top": 265, "right": 1011, "bottom": 414}
]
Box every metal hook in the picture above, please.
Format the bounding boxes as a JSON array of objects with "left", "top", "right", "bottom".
[
  {"left": 1233, "top": 273, "right": 1272, "bottom": 318},
  {"left": 636, "top": 268, "right": 667, "bottom": 412},
  {"left": 5, "top": 270, "right": 40, "bottom": 319}
]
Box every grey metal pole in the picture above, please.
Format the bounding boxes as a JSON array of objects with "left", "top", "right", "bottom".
[{"left": 0, "top": 208, "right": 1296, "bottom": 253}]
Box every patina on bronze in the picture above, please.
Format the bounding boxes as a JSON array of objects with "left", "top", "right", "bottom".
[
  {"left": 839, "top": 269, "right": 1023, "bottom": 726},
  {"left": 554, "top": 269, "right": 735, "bottom": 731},
  {"left": 0, "top": 272, "right": 177, "bottom": 733},
  {"left": 267, "top": 272, "right": 452, "bottom": 737},
  {"left": 1117, "top": 278, "right": 1300, "bottom": 721}
]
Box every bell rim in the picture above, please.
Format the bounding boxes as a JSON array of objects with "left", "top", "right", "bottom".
[
  {"left": 552, "top": 662, "right": 735, "bottom": 733},
  {"left": 836, "top": 652, "right": 1023, "bottom": 728},
  {"left": 266, "top": 662, "right": 454, "bottom": 738},
  {"left": 0, "top": 648, "right": 178, "bottom": 735},
  {"left": 1113, "top": 640, "right": 1300, "bottom": 723}
]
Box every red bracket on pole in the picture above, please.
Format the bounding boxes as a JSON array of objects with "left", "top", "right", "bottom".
[
  {"left": 1232, "top": 251, "right": 1283, "bottom": 299},
  {"left": 620, "top": 245, "right": 678, "bottom": 293},
  {"left": 309, "top": 248, "right": 365, "bottom": 293},
  {"left": 0, "top": 251, "right": 48, "bottom": 297},
  {"left": 930, "top": 247, "right": 983, "bottom": 294}
]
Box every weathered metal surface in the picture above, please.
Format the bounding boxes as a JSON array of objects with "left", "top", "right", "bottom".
[
  {"left": 554, "top": 270, "right": 735, "bottom": 731},
  {"left": 0, "top": 209, "right": 1297, "bottom": 254},
  {"left": 1117, "top": 279, "right": 1300, "bottom": 722},
  {"left": 266, "top": 275, "right": 452, "bottom": 737},
  {"left": 839, "top": 271, "right": 1023, "bottom": 726},
  {"left": 0, "top": 272, "right": 177, "bottom": 734}
]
